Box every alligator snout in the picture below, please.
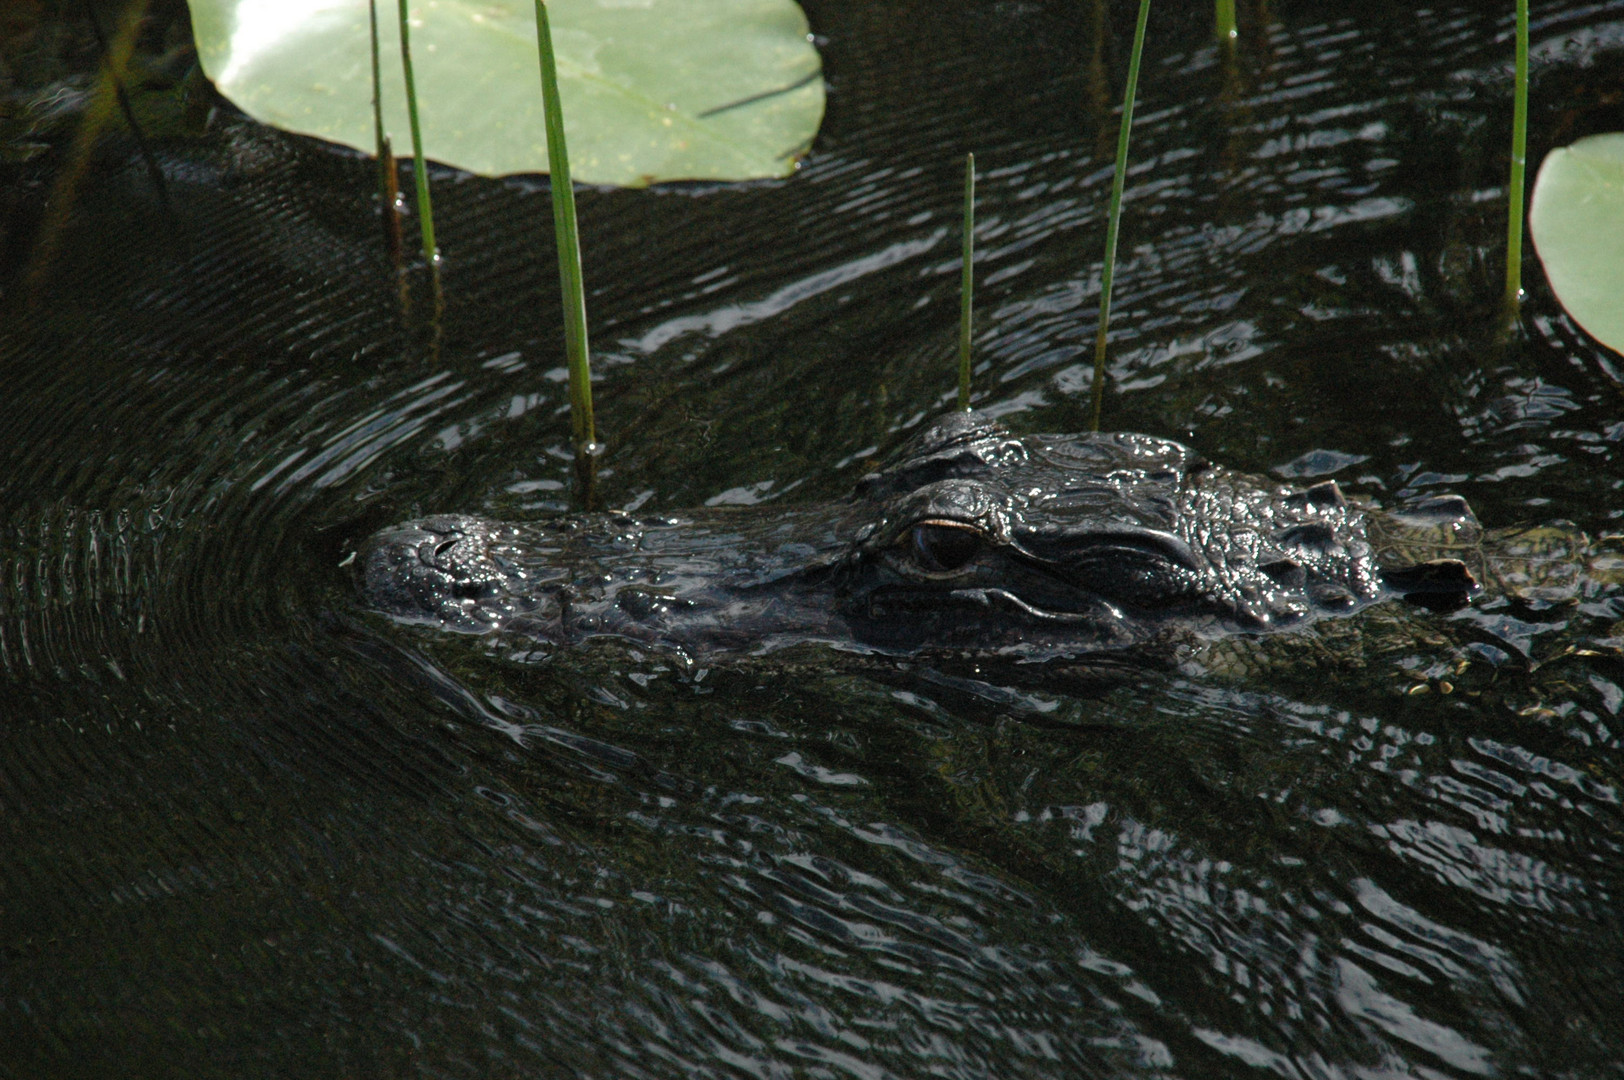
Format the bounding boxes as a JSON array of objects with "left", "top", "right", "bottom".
[{"left": 359, "top": 515, "right": 518, "bottom": 630}]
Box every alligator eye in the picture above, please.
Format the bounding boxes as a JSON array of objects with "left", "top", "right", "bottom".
[{"left": 908, "top": 521, "right": 984, "bottom": 574}]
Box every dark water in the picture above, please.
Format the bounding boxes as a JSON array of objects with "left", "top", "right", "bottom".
[{"left": 4, "top": 1, "right": 1624, "bottom": 1076}]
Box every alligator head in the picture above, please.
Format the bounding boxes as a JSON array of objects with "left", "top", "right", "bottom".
[{"left": 358, "top": 412, "right": 1476, "bottom": 661}]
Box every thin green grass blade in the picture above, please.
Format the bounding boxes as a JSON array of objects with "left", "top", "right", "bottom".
[
  {"left": 958, "top": 152, "right": 975, "bottom": 411},
  {"left": 1505, "top": 0, "right": 1529, "bottom": 315},
  {"left": 1216, "top": 0, "right": 1236, "bottom": 43},
  {"left": 396, "top": 0, "right": 438, "bottom": 270},
  {"left": 534, "top": 0, "right": 596, "bottom": 466},
  {"left": 1089, "top": 0, "right": 1151, "bottom": 433}
]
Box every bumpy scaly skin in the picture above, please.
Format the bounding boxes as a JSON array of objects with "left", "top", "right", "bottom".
[{"left": 357, "top": 412, "right": 1476, "bottom": 661}]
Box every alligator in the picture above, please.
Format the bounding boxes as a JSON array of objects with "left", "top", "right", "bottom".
[{"left": 358, "top": 411, "right": 1487, "bottom": 668}]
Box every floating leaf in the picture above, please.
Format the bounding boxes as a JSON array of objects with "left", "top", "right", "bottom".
[
  {"left": 189, "top": 0, "right": 824, "bottom": 187},
  {"left": 1528, "top": 132, "right": 1624, "bottom": 354}
]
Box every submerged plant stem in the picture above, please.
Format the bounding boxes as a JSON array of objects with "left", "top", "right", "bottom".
[
  {"left": 396, "top": 0, "right": 438, "bottom": 273},
  {"left": 534, "top": 0, "right": 597, "bottom": 481},
  {"left": 959, "top": 152, "right": 975, "bottom": 411},
  {"left": 23, "top": 0, "right": 151, "bottom": 300},
  {"left": 1089, "top": 0, "right": 1152, "bottom": 433},
  {"left": 84, "top": 0, "right": 169, "bottom": 214},
  {"left": 1505, "top": 0, "right": 1529, "bottom": 317},
  {"left": 369, "top": 0, "right": 404, "bottom": 270}
]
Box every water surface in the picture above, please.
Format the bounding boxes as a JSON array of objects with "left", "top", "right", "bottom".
[{"left": 3, "top": 1, "right": 1623, "bottom": 1076}]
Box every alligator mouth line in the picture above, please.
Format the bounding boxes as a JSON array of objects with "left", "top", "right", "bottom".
[{"left": 948, "top": 587, "right": 1121, "bottom": 624}]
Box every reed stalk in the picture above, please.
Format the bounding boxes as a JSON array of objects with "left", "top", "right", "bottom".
[
  {"left": 369, "top": 0, "right": 403, "bottom": 266},
  {"left": 369, "top": 0, "right": 386, "bottom": 164},
  {"left": 395, "top": 0, "right": 438, "bottom": 273},
  {"left": 1504, "top": 0, "right": 1529, "bottom": 316},
  {"left": 1089, "top": 0, "right": 1152, "bottom": 432},
  {"left": 533, "top": 0, "right": 597, "bottom": 483},
  {"left": 1216, "top": 0, "right": 1236, "bottom": 42},
  {"left": 958, "top": 152, "right": 975, "bottom": 411}
]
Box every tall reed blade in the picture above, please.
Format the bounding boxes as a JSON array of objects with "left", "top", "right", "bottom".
[
  {"left": 1216, "top": 0, "right": 1236, "bottom": 43},
  {"left": 958, "top": 152, "right": 975, "bottom": 411},
  {"left": 396, "top": 0, "right": 438, "bottom": 277},
  {"left": 1504, "top": 0, "right": 1529, "bottom": 317},
  {"left": 533, "top": 0, "right": 597, "bottom": 488},
  {"left": 1089, "top": 0, "right": 1152, "bottom": 432},
  {"left": 369, "top": 0, "right": 386, "bottom": 164}
]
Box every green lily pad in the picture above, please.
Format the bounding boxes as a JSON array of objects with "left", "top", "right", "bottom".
[
  {"left": 189, "top": 0, "right": 824, "bottom": 187},
  {"left": 1528, "top": 132, "right": 1624, "bottom": 354}
]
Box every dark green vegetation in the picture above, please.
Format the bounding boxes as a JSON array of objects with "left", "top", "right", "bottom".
[{"left": 2, "top": 2, "right": 1623, "bottom": 1078}]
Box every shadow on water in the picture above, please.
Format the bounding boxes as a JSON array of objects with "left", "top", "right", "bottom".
[{"left": 2, "top": 0, "right": 1624, "bottom": 1076}]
